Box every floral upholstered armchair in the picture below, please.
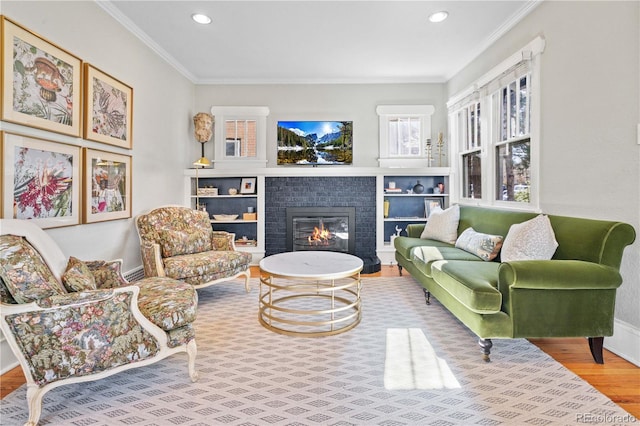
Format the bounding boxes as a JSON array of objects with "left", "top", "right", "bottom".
[
  {"left": 0, "top": 219, "right": 198, "bottom": 426},
  {"left": 135, "top": 206, "right": 252, "bottom": 292}
]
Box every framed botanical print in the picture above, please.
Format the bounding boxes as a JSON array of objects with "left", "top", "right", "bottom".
[
  {"left": 1, "top": 131, "right": 81, "bottom": 228},
  {"left": 82, "top": 148, "right": 131, "bottom": 224},
  {"left": 1, "top": 16, "right": 82, "bottom": 137},
  {"left": 83, "top": 64, "right": 133, "bottom": 149}
]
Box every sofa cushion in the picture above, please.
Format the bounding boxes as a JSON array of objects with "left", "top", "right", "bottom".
[
  {"left": 412, "top": 246, "right": 483, "bottom": 278},
  {"left": 394, "top": 236, "right": 453, "bottom": 261},
  {"left": 501, "top": 214, "right": 558, "bottom": 262},
  {"left": 455, "top": 228, "right": 504, "bottom": 261},
  {"left": 135, "top": 277, "right": 198, "bottom": 331},
  {"left": 420, "top": 205, "right": 460, "bottom": 244},
  {"left": 61, "top": 257, "right": 98, "bottom": 292},
  {"left": 0, "top": 235, "right": 66, "bottom": 303},
  {"left": 159, "top": 228, "right": 212, "bottom": 258},
  {"left": 431, "top": 260, "right": 502, "bottom": 314},
  {"left": 163, "top": 250, "right": 252, "bottom": 286}
]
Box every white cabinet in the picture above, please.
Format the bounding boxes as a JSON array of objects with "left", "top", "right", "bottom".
[
  {"left": 185, "top": 170, "right": 265, "bottom": 263},
  {"left": 376, "top": 171, "right": 450, "bottom": 265}
]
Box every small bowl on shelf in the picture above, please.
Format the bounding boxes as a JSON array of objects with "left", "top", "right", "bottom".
[{"left": 212, "top": 214, "right": 238, "bottom": 221}]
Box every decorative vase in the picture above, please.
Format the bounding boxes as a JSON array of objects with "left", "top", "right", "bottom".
[
  {"left": 413, "top": 180, "right": 424, "bottom": 194},
  {"left": 437, "top": 182, "right": 445, "bottom": 194}
]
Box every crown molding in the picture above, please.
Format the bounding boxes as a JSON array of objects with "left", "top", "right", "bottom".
[
  {"left": 445, "top": 0, "right": 543, "bottom": 81},
  {"left": 96, "top": 0, "right": 198, "bottom": 83}
]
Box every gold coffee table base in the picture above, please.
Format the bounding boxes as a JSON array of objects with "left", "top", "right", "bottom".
[{"left": 258, "top": 252, "right": 363, "bottom": 337}]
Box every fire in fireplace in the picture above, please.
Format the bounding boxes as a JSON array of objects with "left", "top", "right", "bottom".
[{"left": 286, "top": 207, "right": 356, "bottom": 254}]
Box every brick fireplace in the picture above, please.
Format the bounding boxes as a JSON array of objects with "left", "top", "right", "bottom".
[{"left": 264, "top": 176, "right": 376, "bottom": 259}]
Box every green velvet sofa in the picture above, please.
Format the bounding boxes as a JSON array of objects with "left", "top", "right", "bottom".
[{"left": 394, "top": 205, "right": 636, "bottom": 363}]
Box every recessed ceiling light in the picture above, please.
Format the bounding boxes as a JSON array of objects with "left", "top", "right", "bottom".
[
  {"left": 192, "top": 13, "right": 212, "bottom": 25},
  {"left": 428, "top": 11, "right": 449, "bottom": 23}
]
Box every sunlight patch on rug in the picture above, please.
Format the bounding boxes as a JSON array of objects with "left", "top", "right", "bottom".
[{"left": 384, "top": 328, "right": 460, "bottom": 390}]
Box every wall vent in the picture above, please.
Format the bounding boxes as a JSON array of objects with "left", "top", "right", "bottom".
[{"left": 124, "top": 266, "right": 145, "bottom": 282}]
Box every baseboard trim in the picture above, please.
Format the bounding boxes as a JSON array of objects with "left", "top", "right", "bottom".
[{"left": 605, "top": 318, "right": 640, "bottom": 367}]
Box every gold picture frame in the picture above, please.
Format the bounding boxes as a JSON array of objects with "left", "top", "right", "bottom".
[
  {"left": 1, "top": 131, "right": 82, "bottom": 228},
  {"left": 1, "top": 16, "right": 82, "bottom": 137},
  {"left": 83, "top": 64, "right": 133, "bottom": 149},
  {"left": 83, "top": 148, "right": 132, "bottom": 224}
]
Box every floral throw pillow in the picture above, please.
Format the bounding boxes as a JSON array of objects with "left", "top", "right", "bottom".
[
  {"left": 158, "top": 229, "right": 212, "bottom": 258},
  {"left": 85, "top": 260, "right": 128, "bottom": 289},
  {"left": 0, "top": 235, "right": 66, "bottom": 303},
  {"left": 61, "top": 257, "right": 97, "bottom": 292},
  {"left": 455, "top": 227, "right": 504, "bottom": 261}
]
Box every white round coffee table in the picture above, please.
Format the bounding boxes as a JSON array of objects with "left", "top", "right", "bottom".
[{"left": 258, "top": 251, "right": 363, "bottom": 337}]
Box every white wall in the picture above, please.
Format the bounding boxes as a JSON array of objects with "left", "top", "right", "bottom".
[
  {"left": 1, "top": 1, "right": 193, "bottom": 269},
  {"left": 0, "top": 1, "right": 193, "bottom": 372},
  {"left": 447, "top": 1, "right": 640, "bottom": 364},
  {"left": 193, "top": 83, "right": 448, "bottom": 168}
]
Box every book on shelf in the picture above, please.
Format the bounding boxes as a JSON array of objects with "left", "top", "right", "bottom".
[
  {"left": 235, "top": 239, "right": 257, "bottom": 247},
  {"left": 384, "top": 188, "right": 403, "bottom": 193}
]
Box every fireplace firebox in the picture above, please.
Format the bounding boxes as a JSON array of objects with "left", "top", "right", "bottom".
[{"left": 286, "top": 207, "right": 356, "bottom": 254}]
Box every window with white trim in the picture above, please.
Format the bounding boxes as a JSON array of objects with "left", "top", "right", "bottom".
[
  {"left": 448, "top": 36, "right": 544, "bottom": 208},
  {"left": 376, "top": 105, "right": 435, "bottom": 168},
  {"left": 210, "top": 106, "right": 269, "bottom": 169}
]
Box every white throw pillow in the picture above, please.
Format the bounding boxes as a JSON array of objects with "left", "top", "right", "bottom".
[
  {"left": 420, "top": 204, "right": 460, "bottom": 244},
  {"left": 501, "top": 214, "right": 558, "bottom": 262}
]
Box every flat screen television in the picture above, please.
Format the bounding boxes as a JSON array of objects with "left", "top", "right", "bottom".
[{"left": 277, "top": 121, "right": 353, "bottom": 165}]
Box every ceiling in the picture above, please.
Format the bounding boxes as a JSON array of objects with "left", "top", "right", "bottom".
[{"left": 101, "top": 1, "right": 540, "bottom": 84}]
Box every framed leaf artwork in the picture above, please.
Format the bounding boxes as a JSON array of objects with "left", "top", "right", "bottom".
[
  {"left": 1, "top": 16, "right": 82, "bottom": 137},
  {"left": 1, "top": 131, "right": 81, "bottom": 228},
  {"left": 83, "top": 148, "right": 132, "bottom": 223},
  {"left": 83, "top": 64, "right": 133, "bottom": 149}
]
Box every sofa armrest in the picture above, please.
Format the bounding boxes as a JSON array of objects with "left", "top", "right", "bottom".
[
  {"left": 140, "top": 241, "right": 165, "bottom": 277},
  {"left": 498, "top": 260, "right": 622, "bottom": 291},
  {"left": 406, "top": 224, "right": 425, "bottom": 238}
]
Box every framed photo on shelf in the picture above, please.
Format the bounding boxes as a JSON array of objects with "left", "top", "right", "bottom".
[
  {"left": 240, "top": 177, "right": 256, "bottom": 194},
  {"left": 1, "top": 16, "right": 82, "bottom": 137},
  {"left": 83, "top": 148, "right": 132, "bottom": 224},
  {"left": 424, "top": 197, "right": 443, "bottom": 218},
  {"left": 83, "top": 63, "right": 133, "bottom": 149},
  {"left": 1, "top": 131, "right": 81, "bottom": 228}
]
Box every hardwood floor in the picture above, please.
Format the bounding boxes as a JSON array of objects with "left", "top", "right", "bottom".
[{"left": 2, "top": 265, "right": 638, "bottom": 419}]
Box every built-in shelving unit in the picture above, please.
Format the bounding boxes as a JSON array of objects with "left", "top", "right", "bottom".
[
  {"left": 186, "top": 172, "right": 265, "bottom": 263},
  {"left": 185, "top": 167, "right": 451, "bottom": 265},
  {"left": 376, "top": 173, "right": 450, "bottom": 265}
]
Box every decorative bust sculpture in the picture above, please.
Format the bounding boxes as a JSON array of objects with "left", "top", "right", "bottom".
[{"left": 193, "top": 112, "right": 213, "bottom": 143}]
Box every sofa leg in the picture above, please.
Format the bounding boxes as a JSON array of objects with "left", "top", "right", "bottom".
[
  {"left": 423, "top": 288, "right": 431, "bottom": 305},
  {"left": 588, "top": 337, "right": 605, "bottom": 364},
  {"left": 479, "top": 338, "right": 492, "bottom": 362},
  {"left": 398, "top": 264, "right": 403, "bottom": 276}
]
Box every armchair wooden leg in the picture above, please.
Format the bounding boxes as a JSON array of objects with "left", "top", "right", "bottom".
[
  {"left": 25, "top": 384, "right": 45, "bottom": 426},
  {"left": 241, "top": 269, "right": 251, "bottom": 293},
  {"left": 187, "top": 339, "right": 199, "bottom": 382},
  {"left": 588, "top": 337, "right": 605, "bottom": 364}
]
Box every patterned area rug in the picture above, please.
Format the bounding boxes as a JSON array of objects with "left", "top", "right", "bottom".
[{"left": 1, "top": 275, "right": 636, "bottom": 425}]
